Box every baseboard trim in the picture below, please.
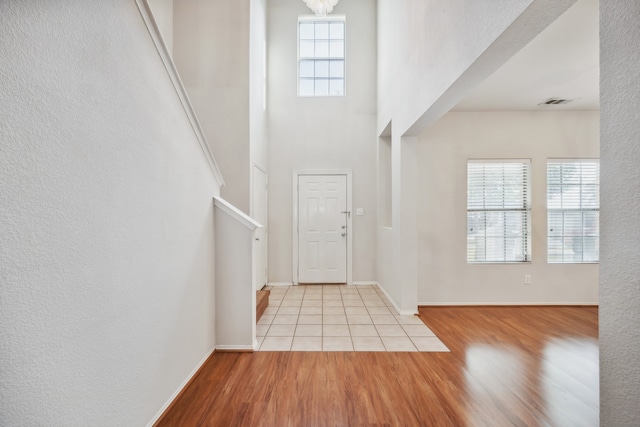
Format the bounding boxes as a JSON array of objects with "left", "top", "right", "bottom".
[
  {"left": 149, "top": 348, "right": 216, "bottom": 427},
  {"left": 215, "top": 345, "right": 255, "bottom": 352},
  {"left": 352, "top": 281, "right": 378, "bottom": 286},
  {"left": 374, "top": 282, "right": 418, "bottom": 316},
  {"left": 268, "top": 282, "right": 293, "bottom": 287},
  {"left": 418, "top": 302, "right": 600, "bottom": 307}
]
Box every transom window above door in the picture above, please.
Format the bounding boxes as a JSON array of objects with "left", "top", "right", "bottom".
[{"left": 298, "top": 17, "right": 345, "bottom": 97}]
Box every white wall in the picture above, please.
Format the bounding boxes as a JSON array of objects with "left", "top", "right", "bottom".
[
  {"left": 147, "top": 0, "right": 173, "bottom": 54},
  {"left": 267, "top": 0, "right": 377, "bottom": 283},
  {"left": 214, "top": 198, "right": 260, "bottom": 350},
  {"left": 0, "top": 1, "right": 219, "bottom": 425},
  {"left": 250, "top": 0, "right": 269, "bottom": 173},
  {"left": 376, "top": 0, "right": 578, "bottom": 312},
  {"left": 173, "top": 0, "right": 252, "bottom": 213},
  {"left": 377, "top": 0, "right": 579, "bottom": 136},
  {"left": 600, "top": 1, "right": 640, "bottom": 425},
  {"left": 417, "top": 111, "right": 599, "bottom": 305}
]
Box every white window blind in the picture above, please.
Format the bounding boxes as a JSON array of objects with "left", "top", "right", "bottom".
[
  {"left": 467, "top": 161, "right": 531, "bottom": 263},
  {"left": 547, "top": 160, "right": 600, "bottom": 263},
  {"left": 298, "top": 17, "right": 345, "bottom": 97}
]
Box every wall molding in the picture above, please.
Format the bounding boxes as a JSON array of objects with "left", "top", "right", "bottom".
[
  {"left": 213, "top": 196, "right": 262, "bottom": 230},
  {"left": 135, "top": 0, "right": 225, "bottom": 188},
  {"left": 268, "top": 282, "right": 294, "bottom": 287},
  {"left": 215, "top": 345, "right": 255, "bottom": 352},
  {"left": 147, "top": 348, "right": 216, "bottom": 427},
  {"left": 418, "top": 302, "right": 600, "bottom": 307}
]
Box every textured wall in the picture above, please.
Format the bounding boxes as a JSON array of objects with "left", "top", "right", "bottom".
[
  {"left": 267, "top": 0, "right": 378, "bottom": 283},
  {"left": 0, "top": 1, "right": 218, "bottom": 425},
  {"left": 600, "top": 1, "right": 640, "bottom": 425},
  {"left": 418, "top": 112, "right": 599, "bottom": 304}
]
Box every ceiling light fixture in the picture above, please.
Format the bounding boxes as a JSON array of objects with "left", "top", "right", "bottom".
[{"left": 303, "top": 0, "right": 340, "bottom": 16}]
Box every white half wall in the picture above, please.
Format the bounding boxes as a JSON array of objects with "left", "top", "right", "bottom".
[
  {"left": 214, "top": 198, "right": 260, "bottom": 350},
  {"left": 600, "top": 1, "right": 640, "bottom": 425},
  {"left": 0, "top": 1, "right": 219, "bottom": 425},
  {"left": 417, "top": 112, "right": 599, "bottom": 305},
  {"left": 268, "top": 0, "right": 377, "bottom": 283}
]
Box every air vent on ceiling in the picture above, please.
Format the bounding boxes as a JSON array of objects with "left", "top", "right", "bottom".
[{"left": 539, "top": 98, "right": 573, "bottom": 106}]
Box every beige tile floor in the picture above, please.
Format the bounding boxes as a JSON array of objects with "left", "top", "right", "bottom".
[{"left": 257, "top": 284, "right": 450, "bottom": 352}]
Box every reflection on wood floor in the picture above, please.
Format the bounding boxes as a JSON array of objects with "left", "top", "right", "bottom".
[{"left": 156, "top": 305, "right": 598, "bottom": 427}]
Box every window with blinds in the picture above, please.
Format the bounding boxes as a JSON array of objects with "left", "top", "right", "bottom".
[
  {"left": 467, "top": 161, "right": 531, "bottom": 263},
  {"left": 298, "top": 17, "right": 345, "bottom": 97},
  {"left": 547, "top": 160, "right": 600, "bottom": 263}
]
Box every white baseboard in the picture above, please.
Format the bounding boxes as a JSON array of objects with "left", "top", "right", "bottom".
[
  {"left": 268, "top": 282, "right": 293, "bottom": 287},
  {"left": 372, "top": 282, "right": 418, "bottom": 316},
  {"left": 146, "top": 347, "right": 215, "bottom": 427},
  {"left": 215, "top": 344, "right": 255, "bottom": 351},
  {"left": 418, "top": 301, "right": 599, "bottom": 306},
  {"left": 352, "top": 281, "right": 378, "bottom": 286}
]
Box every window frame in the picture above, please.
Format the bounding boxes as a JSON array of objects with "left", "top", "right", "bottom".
[
  {"left": 467, "top": 159, "right": 532, "bottom": 264},
  {"left": 297, "top": 15, "right": 346, "bottom": 97},
  {"left": 546, "top": 159, "right": 600, "bottom": 264}
]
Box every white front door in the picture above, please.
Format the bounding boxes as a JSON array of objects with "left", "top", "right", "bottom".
[
  {"left": 253, "top": 166, "right": 268, "bottom": 291},
  {"left": 298, "top": 175, "right": 347, "bottom": 283}
]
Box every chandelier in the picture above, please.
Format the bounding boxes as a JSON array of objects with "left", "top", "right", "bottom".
[{"left": 303, "top": 0, "right": 340, "bottom": 17}]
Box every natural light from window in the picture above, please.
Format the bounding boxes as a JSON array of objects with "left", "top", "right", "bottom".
[
  {"left": 298, "top": 17, "right": 345, "bottom": 97},
  {"left": 547, "top": 160, "right": 600, "bottom": 263},
  {"left": 467, "top": 160, "right": 531, "bottom": 263}
]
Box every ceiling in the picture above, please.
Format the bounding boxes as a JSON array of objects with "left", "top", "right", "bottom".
[{"left": 452, "top": 0, "right": 599, "bottom": 112}]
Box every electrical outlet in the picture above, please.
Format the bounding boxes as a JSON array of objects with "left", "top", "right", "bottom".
[{"left": 524, "top": 274, "right": 532, "bottom": 285}]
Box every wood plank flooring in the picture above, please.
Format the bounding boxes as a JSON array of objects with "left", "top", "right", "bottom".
[{"left": 156, "top": 306, "right": 598, "bottom": 427}]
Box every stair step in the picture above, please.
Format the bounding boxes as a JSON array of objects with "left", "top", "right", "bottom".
[{"left": 256, "top": 290, "right": 270, "bottom": 323}]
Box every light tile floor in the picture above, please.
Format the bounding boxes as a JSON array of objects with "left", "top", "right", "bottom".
[{"left": 257, "top": 284, "right": 450, "bottom": 352}]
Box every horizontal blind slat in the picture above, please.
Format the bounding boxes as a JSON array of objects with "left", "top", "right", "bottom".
[
  {"left": 467, "top": 161, "right": 530, "bottom": 263},
  {"left": 547, "top": 160, "right": 600, "bottom": 263}
]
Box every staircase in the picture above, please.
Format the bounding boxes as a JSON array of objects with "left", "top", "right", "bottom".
[{"left": 256, "top": 289, "right": 270, "bottom": 323}]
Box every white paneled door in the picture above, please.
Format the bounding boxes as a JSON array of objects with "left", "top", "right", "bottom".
[{"left": 298, "top": 175, "right": 347, "bottom": 283}]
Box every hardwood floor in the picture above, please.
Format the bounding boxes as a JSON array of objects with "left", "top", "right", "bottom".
[{"left": 156, "top": 306, "right": 598, "bottom": 426}]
